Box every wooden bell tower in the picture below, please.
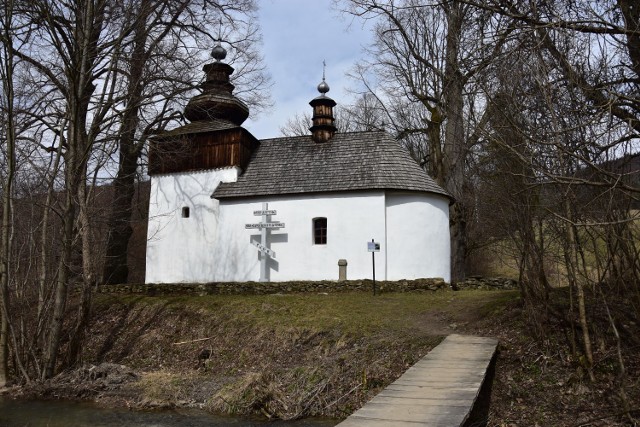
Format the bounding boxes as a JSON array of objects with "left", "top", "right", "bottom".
[
  {"left": 309, "top": 65, "right": 337, "bottom": 143},
  {"left": 149, "top": 43, "right": 259, "bottom": 175}
]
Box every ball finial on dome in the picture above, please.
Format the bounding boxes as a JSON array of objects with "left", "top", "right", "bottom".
[
  {"left": 211, "top": 43, "right": 227, "bottom": 61},
  {"left": 317, "top": 79, "right": 330, "bottom": 94}
]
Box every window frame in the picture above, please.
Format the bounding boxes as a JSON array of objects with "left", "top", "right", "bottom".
[{"left": 312, "top": 217, "right": 327, "bottom": 245}]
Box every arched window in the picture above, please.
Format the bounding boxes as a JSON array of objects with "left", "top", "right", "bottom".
[
  {"left": 313, "top": 217, "right": 327, "bottom": 245},
  {"left": 181, "top": 206, "right": 190, "bottom": 218}
]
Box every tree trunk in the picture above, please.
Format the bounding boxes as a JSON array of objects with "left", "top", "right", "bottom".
[
  {"left": 43, "top": 187, "right": 75, "bottom": 379},
  {"left": 449, "top": 204, "right": 467, "bottom": 283},
  {"left": 102, "top": 161, "right": 137, "bottom": 285},
  {"left": 44, "top": 0, "right": 104, "bottom": 378},
  {"left": 44, "top": 113, "right": 90, "bottom": 378},
  {"left": 38, "top": 142, "right": 63, "bottom": 320},
  {"left": 426, "top": 106, "right": 445, "bottom": 186},
  {"left": 563, "top": 199, "right": 594, "bottom": 381},
  {"left": 443, "top": 1, "right": 467, "bottom": 283},
  {"left": 618, "top": 0, "right": 640, "bottom": 79},
  {"left": 0, "top": 0, "right": 16, "bottom": 387},
  {"left": 521, "top": 215, "right": 550, "bottom": 303},
  {"left": 0, "top": 304, "right": 7, "bottom": 387},
  {"left": 67, "top": 176, "right": 94, "bottom": 367},
  {"left": 102, "top": 0, "right": 149, "bottom": 285}
]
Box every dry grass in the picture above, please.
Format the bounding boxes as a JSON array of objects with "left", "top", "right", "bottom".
[
  {"left": 83, "top": 289, "right": 517, "bottom": 419},
  {"left": 18, "top": 285, "right": 638, "bottom": 425}
]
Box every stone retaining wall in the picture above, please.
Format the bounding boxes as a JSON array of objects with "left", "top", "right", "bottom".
[
  {"left": 97, "top": 278, "right": 447, "bottom": 296},
  {"left": 454, "top": 276, "right": 518, "bottom": 290},
  {"left": 96, "top": 276, "right": 518, "bottom": 296}
]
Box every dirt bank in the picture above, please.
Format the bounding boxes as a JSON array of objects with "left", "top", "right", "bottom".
[
  {"left": 13, "top": 290, "right": 505, "bottom": 420},
  {"left": 10, "top": 288, "right": 638, "bottom": 425}
]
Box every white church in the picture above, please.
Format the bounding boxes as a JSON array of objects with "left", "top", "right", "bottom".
[{"left": 145, "top": 45, "right": 452, "bottom": 284}]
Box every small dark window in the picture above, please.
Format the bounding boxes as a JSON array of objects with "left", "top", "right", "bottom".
[
  {"left": 313, "top": 217, "right": 327, "bottom": 245},
  {"left": 181, "top": 207, "right": 190, "bottom": 218}
]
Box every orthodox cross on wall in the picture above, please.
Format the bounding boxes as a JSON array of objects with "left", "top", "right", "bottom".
[{"left": 245, "top": 203, "right": 285, "bottom": 282}]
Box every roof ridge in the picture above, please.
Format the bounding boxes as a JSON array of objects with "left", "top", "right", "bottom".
[{"left": 256, "top": 129, "right": 387, "bottom": 143}]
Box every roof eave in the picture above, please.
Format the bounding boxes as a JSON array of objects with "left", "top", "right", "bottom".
[{"left": 211, "top": 187, "right": 453, "bottom": 202}]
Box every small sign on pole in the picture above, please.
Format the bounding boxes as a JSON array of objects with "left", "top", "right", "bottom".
[
  {"left": 367, "top": 241, "right": 380, "bottom": 252},
  {"left": 368, "top": 239, "right": 380, "bottom": 295}
]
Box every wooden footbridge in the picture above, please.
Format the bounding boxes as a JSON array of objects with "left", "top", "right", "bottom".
[{"left": 337, "top": 334, "right": 498, "bottom": 427}]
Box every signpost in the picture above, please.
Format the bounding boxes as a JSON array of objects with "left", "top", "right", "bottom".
[
  {"left": 245, "top": 203, "right": 284, "bottom": 282},
  {"left": 368, "top": 239, "right": 380, "bottom": 295}
]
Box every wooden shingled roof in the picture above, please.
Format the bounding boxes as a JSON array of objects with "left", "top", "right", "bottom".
[
  {"left": 154, "top": 119, "right": 238, "bottom": 139},
  {"left": 212, "top": 131, "right": 451, "bottom": 200}
]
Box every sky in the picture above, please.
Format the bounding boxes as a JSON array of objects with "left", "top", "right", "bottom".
[{"left": 243, "top": 0, "right": 373, "bottom": 139}]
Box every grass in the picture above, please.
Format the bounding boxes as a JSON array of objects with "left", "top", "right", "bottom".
[
  {"left": 27, "top": 284, "right": 639, "bottom": 424},
  {"left": 105, "top": 289, "right": 519, "bottom": 336},
  {"left": 84, "top": 289, "right": 523, "bottom": 419},
  {"left": 473, "top": 211, "right": 640, "bottom": 287}
]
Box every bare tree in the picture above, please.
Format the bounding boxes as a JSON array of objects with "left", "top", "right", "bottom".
[
  {"left": 466, "top": 4, "right": 640, "bottom": 414},
  {"left": 4, "top": 0, "right": 144, "bottom": 378},
  {"left": 103, "top": 0, "right": 271, "bottom": 285},
  {"left": 0, "top": 0, "right": 271, "bottom": 383},
  {"left": 342, "top": 0, "right": 514, "bottom": 282},
  {"left": 0, "top": 0, "right": 17, "bottom": 388},
  {"left": 459, "top": 0, "right": 640, "bottom": 138}
]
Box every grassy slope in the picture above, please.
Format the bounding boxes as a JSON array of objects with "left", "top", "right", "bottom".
[
  {"left": 78, "top": 290, "right": 515, "bottom": 420},
  {"left": 38, "top": 287, "right": 637, "bottom": 425}
]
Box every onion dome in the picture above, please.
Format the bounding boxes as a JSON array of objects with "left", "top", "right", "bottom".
[
  {"left": 211, "top": 44, "right": 227, "bottom": 61},
  {"left": 184, "top": 43, "right": 249, "bottom": 125},
  {"left": 317, "top": 79, "right": 330, "bottom": 94}
]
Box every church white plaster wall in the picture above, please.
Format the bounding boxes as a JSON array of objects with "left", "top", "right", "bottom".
[
  {"left": 145, "top": 167, "right": 240, "bottom": 283},
  {"left": 146, "top": 181, "right": 451, "bottom": 283},
  {"left": 215, "top": 192, "right": 388, "bottom": 282},
  {"left": 385, "top": 192, "right": 451, "bottom": 282}
]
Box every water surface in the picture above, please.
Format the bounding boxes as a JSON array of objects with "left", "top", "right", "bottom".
[{"left": 0, "top": 398, "right": 337, "bottom": 427}]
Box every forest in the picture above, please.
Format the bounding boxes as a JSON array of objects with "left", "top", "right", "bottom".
[{"left": 1, "top": 0, "right": 638, "bottom": 422}]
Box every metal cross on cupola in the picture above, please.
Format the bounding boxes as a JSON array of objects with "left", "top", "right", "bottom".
[{"left": 245, "top": 203, "right": 285, "bottom": 282}]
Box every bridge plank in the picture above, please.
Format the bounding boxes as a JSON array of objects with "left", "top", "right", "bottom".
[{"left": 336, "top": 334, "right": 498, "bottom": 427}]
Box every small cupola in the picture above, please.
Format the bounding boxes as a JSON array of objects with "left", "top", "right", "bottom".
[
  {"left": 184, "top": 43, "right": 249, "bottom": 125},
  {"left": 309, "top": 71, "right": 337, "bottom": 143}
]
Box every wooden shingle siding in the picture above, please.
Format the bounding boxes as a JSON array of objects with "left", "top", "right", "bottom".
[{"left": 148, "top": 128, "right": 259, "bottom": 175}]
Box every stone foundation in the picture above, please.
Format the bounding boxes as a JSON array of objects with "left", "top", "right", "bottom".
[
  {"left": 95, "top": 276, "right": 518, "bottom": 296},
  {"left": 453, "top": 276, "right": 518, "bottom": 290},
  {"left": 97, "top": 278, "right": 447, "bottom": 296}
]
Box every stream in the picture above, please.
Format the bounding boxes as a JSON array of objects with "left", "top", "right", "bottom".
[{"left": 0, "top": 398, "right": 337, "bottom": 427}]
